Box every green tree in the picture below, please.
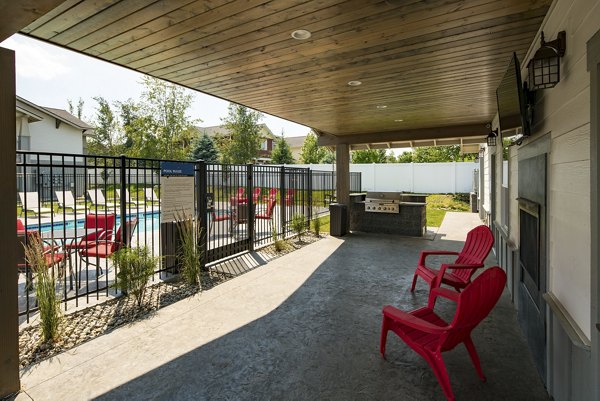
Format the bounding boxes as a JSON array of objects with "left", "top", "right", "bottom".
[
  {"left": 396, "top": 150, "right": 414, "bottom": 163},
  {"left": 117, "top": 98, "right": 152, "bottom": 157},
  {"left": 351, "top": 149, "right": 389, "bottom": 163},
  {"left": 322, "top": 149, "right": 335, "bottom": 164},
  {"left": 67, "top": 97, "right": 85, "bottom": 119},
  {"left": 191, "top": 133, "right": 220, "bottom": 162},
  {"left": 271, "top": 134, "right": 294, "bottom": 164},
  {"left": 219, "top": 103, "right": 263, "bottom": 163},
  {"left": 299, "top": 132, "right": 327, "bottom": 163},
  {"left": 396, "top": 145, "right": 476, "bottom": 163},
  {"left": 139, "top": 76, "right": 197, "bottom": 159},
  {"left": 88, "top": 96, "right": 122, "bottom": 156}
]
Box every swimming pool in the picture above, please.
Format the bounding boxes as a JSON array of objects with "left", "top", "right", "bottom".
[{"left": 26, "top": 211, "right": 161, "bottom": 233}]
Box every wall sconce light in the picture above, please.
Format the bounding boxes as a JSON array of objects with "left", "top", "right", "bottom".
[
  {"left": 486, "top": 129, "right": 498, "bottom": 147},
  {"left": 527, "top": 31, "right": 566, "bottom": 90},
  {"left": 478, "top": 146, "right": 485, "bottom": 158}
]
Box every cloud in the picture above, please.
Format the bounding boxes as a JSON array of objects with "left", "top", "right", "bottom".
[{"left": 1, "top": 34, "right": 71, "bottom": 80}]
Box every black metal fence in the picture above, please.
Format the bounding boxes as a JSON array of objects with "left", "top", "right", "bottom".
[{"left": 16, "top": 151, "right": 361, "bottom": 320}]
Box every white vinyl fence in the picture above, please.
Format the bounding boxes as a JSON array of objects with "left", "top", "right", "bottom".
[{"left": 288, "top": 162, "right": 479, "bottom": 193}]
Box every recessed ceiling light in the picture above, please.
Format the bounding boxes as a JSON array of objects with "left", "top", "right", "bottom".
[
  {"left": 291, "top": 29, "right": 311, "bottom": 40},
  {"left": 394, "top": 119, "right": 404, "bottom": 122},
  {"left": 376, "top": 105, "right": 387, "bottom": 109},
  {"left": 347, "top": 80, "right": 362, "bottom": 86}
]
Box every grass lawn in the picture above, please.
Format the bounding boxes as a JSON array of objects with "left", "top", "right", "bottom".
[
  {"left": 426, "top": 194, "right": 471, "bottom": 228},
  {"left": 312, "top": 214, "right": 330, "bottom": 234}
]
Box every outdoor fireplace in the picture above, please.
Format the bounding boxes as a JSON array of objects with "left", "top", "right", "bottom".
[{"left": 518, "top": 197, "right": 541, "bottom": 293}]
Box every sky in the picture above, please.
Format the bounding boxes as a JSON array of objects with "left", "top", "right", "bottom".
[{"left": 1, "top": 34, "right": 311, "bottom": 138}]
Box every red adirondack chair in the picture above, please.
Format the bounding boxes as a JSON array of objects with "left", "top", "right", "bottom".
[
  {"left": 262, "top": 188, "right": 277, "bottom": 203},
  {"left": 381, "top": 266, "right": 507, "bottom": 401},
  {"left": 252, "top": 187, "right": 261, "bottom": 203},
  {"left": 411, "top": 225, "right": 493, "bottom": 292},
  {"left": 255, "top": 198, "right": 277, "bottom": 231}
]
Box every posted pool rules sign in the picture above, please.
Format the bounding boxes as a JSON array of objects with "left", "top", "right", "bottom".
[{"left": 160, "top": 162, "right": 195, "bottom": 222}]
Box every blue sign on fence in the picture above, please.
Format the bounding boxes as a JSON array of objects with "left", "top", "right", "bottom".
[{"left": 160, "top": 162, "right": 194, "bottom": 177}]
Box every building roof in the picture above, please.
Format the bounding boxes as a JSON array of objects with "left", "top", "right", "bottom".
[
  {"left": 285, "top": 136, "right": 307, "bottom": 149},
  {"left": 16, "top": 95, "right": 94, "bottom": 132}
]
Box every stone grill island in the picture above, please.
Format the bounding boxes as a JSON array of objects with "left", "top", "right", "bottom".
[{"left": 349, "top": 192, "right": 427, "bottom": 237}]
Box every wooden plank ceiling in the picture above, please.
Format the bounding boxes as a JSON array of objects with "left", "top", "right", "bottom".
[{"left": 19, "top": 0, "right": 551, "bottom": 145}]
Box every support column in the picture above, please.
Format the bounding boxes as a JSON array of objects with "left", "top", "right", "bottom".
[
  {"left": 335, "top": 143, "right": 350, "bottom": 207},
  {"left": 0, "top": 47, "right": 20, "bottom": 397}
]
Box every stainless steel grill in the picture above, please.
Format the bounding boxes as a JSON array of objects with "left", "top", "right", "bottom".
[{"left": 364, "top": 191, "right": 402, "bottom": 214}]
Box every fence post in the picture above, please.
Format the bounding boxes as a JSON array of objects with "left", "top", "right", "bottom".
[
  {"left": 307, "top": 168, "right": 312, "bottom": 227},
  {"left": 119, "top": 155, "right": 129, "bottom": 247},
  {"left": 247, "top": 163, "right": 254, "bottom": 252},
  {"left": 280, "top": 166, "right": 286, "bottom": 237},
  {"left": 195, "top": 159, "right": 208, "bottom": 270}
]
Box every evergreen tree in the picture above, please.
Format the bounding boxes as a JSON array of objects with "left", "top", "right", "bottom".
[
  {"left": 191, "top": 133, "right": 220, "bottom": 162},
  {"left": 220, "top": 103, "right": 263, "bottom": 163},
  {"left": 299, "top": 132, "right": 327, "bottom": 163},
  {"left": 271, "top": 134, "right": 294, "bottom": 164}
]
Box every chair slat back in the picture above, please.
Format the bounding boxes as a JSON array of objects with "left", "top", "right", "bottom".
[
  {"left": 442, "top": 267, "right": 506, "bottom": 350},
  {"left": 114, "top": 218, "right": 139, "bottom": 252},
  {"left": 452, "top": 225, "right": 494, "bottom": 282},
  {"left": 85, "top": 213, "right": 116, "bottom": 241}
]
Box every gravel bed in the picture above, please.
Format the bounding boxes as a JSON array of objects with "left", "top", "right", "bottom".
[{"left": 19, "top": 232, "right": 325, "bottom": 369}]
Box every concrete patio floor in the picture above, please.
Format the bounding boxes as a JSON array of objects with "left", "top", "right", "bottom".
[{"left": 18, "top": 212, "right": 549, "bottom": 401}]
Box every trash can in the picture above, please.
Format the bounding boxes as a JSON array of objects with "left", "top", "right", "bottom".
[
  {"left": 329, "top": 203, "right": 348, "bottom": 237},
  {"left": 470, "top": 192, "right": 478, "bottom": 213}
]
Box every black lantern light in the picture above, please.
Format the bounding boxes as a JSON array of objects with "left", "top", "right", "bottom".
[
  {"left": 527, "top": 31, "right": 566, "bottom": 90},
  {"left": 486, "top": 129, "right": 498, "bottom": 147},
  {"left": 478, "top": 146, "right": 485, "bottom": 158}
]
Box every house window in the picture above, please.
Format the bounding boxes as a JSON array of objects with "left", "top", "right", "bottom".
[
  {"left": 261, "top": 140, "right": 268, "bottom": 151},
  {"left": 17, "top": 135, "right": 30, "bottom": 151}
]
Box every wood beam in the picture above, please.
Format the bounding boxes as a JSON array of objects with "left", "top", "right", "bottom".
[
  {"left": 0, "top": 1, "right": 67, "bottom": 42},
  {"left": 317, "top": 123, "right": 490, "bottom": 146},
  {"left": 0, "top": 47, "right": 19, "bottom": 397}
]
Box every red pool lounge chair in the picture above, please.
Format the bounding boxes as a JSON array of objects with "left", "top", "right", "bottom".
[
  {"left": 411, "top": 225, "right": 493, "bottom": 292},
  {"left": 381, "top": 266, "right": 507, "bottom": 401}
]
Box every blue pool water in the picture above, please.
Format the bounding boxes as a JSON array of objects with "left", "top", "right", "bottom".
[{"left": 26, "top": 211, "right": 161, "bottom": 233}]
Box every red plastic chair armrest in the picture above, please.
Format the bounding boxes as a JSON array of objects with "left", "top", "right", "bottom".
[
  {"left": 429, "top": 287, "right": 460, "bottom": 304},
  {"left": 382, "top": 306, "right": 447, "bottom": 334},
  {"left": 418, "top": 250, "right": 460, "bottom": 265}
]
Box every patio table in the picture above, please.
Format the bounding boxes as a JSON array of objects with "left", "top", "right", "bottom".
[{"left": 42, "top": 228, "right": 101, "bottom": 289}]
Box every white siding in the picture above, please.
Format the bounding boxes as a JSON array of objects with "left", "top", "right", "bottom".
[
  {"left": 28, "top": 117, "right": 83, "bottom": 154},
  {"left": 501, "top": 0, "right": 600, "bottom": 339}
]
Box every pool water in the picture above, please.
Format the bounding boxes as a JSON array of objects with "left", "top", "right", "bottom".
[{"left": 27, "top": 211, "right": 161, "bottom": 233}]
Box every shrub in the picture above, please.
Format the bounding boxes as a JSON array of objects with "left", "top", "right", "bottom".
[
  {"left": 312, "top": 210, "right": 321, "bottom": 237},
  {"left": 291, "top": 213, "right": 306, "bottom": 241},
  {"left": 272, "top": 223, "right": 287, "bottom": 252},
  {"left": 23, "top": 235, "right": 62, "bottom": 342},
  {"left": 112, "top": 246, "right": 158, "bottom": 307},
  {"left": 175, "top": 212, "right": 204, "bottom": 286}
]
